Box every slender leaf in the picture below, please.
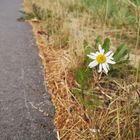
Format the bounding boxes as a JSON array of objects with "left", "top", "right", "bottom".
[
  {"left": 102, "top": 38, "right": 110, "bottom": 52},
  {"left": 113, "top": 44, "right": 130, "bottom": 62}
]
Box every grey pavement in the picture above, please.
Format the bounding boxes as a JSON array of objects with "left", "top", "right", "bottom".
[{"left": 0, "top": 0, "right": 57, "bottom": 140}]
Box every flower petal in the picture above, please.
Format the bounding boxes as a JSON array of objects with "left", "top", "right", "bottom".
[
  {"left": 98, "top": 64, "right": 102, "bottom": 73},
  {"left": 98, "top": 44, "right": 104, "bottom": 54},
  {"left": 108, "top": 52, "right": 114, "bottom": 58},
  {"left": 106, "top": 63, "right": 110, "bottom": 70},
  {"left": 102, "top": 63, "right": 108, "bottom": 74},
  {"left": 91, "top": 52, "right": 98, "bottom": 56},
  {"left": 108, "top": 56, "right": 114, "bottom": 60},
  {"left": 87, "top": 54, "right": 96, "bottom": 60},
  {"left": 109, "top": 52, "right": 114, "bottom": 57},
  {"left": 91, "top": 52, "right": 99, "bottom": 56},
  {"left": 88, "top": 61, "right": 98, "bottom": 68},
  {"left": 107, "top": 59, "right": 116, "bottom": 64},
  {"left": 105, "top": 51, "right": 112, "bottom": 57}
]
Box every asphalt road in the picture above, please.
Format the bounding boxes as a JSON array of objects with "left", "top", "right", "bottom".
[{"left": 0, "top": 0, "right": 57, "bottom": 139}]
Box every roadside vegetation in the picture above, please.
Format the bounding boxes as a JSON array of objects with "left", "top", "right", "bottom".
[{"left": 23, "top": 0, "right": 140, "bottom": 139}]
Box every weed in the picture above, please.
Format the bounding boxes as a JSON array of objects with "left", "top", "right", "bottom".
[
  {"left": 18, "top": 10, "right": 35, "bottom": 21},
  {"left": 24, "top": 0, "right": 140, "bottom": 139}
]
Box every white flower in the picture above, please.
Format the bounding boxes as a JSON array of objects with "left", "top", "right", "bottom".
[{"left": 87, "top": 44, "right": 116, "bottom": 74}]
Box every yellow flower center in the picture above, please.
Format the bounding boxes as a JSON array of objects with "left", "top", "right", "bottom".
[{"left": 96, "top": 54, "right": 106, "bottom": 64}]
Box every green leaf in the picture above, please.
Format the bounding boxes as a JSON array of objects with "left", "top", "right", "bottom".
[
  {"left": 83, "top": 40, "right": 92, "bottom": 55},
  {"left": 113, "top": 44, "right": 130, "bottom": 62},
  {"left": 89, "top": 98, "right": 103, "bottom": 106},
  {"left": 102, "top": 38, "right": 110, "bottom": 52},
  {"left": 79, "top": 95, "right": 103, "bottom": 107},
  {"left": 18, "top": 10, "right": 35, "bottom": 21},
  {"left": 83, "top": 40, "right": 94, "bottom": 66},
  {"left": 80, "top": 98, "right": 94, "bottom": 106},
  {"left": 76, "top": 68, "right": 87, "bottom": 89},
  {"left": 75, "top": 67, "right": 92, "bottom": 90},
  {"left": 94, "top": 35, "right": 102, "bottom": 50},
  {"left": 71, "top": 88, "right": 81, "bottom": 96}
]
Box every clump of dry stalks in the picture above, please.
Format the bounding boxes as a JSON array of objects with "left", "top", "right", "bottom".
[
  {"left": 28, "top": 19, "right": 140, "bottom": 140},
  {"left": 24, "top": 0, "right": 140, "bottom": 139},
  {"left": 29, "top": 21, "right": 96, "bottom": 140}
]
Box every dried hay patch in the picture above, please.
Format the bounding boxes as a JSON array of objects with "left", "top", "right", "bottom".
[{"left": 29, "top": 20, "right": 94, "bottom": 140}]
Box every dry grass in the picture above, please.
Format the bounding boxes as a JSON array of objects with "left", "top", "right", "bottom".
[
  {"left": 29, "top": 21, "right": 95, "bottom": 140},
  {"left": 23, "top": 0, "right": 140, "bottom": 139}
]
